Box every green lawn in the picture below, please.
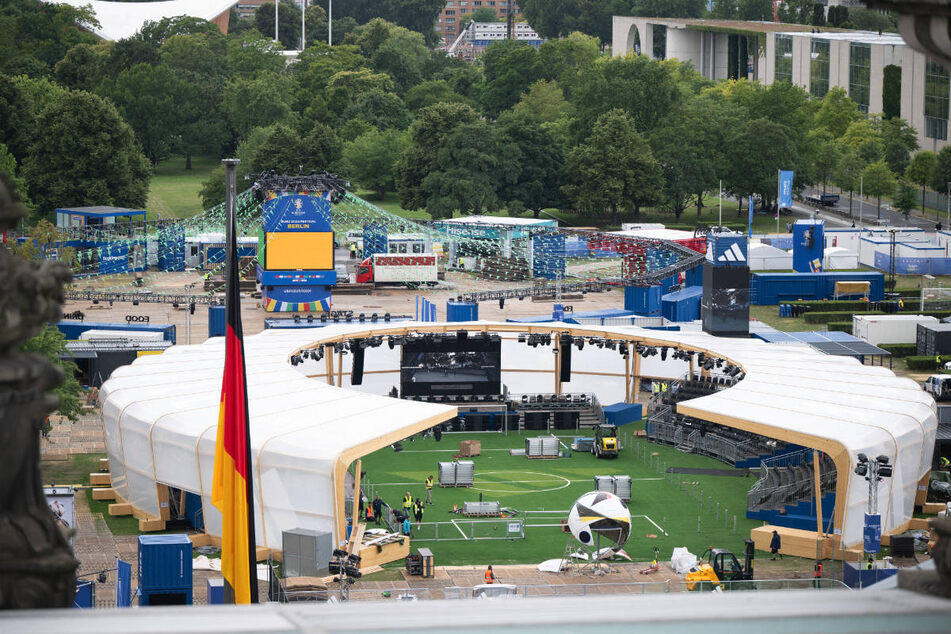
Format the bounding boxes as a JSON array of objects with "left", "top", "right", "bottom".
[
  {"left": 147, "top": 155, "right": 219, "bottom": 219},
  {"left": 41, "top": 452, "right": 106, "bottom": 486},
  {"left": 360, "top": 429, "right": 763, "bottom": 566}
]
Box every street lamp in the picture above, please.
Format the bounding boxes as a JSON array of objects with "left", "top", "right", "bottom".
[
  {"left": 859, "top": 174, "right": 864, "bottom": 227},
  {"left": 945, "top": 181, "right": 950, "bottom": 229}
]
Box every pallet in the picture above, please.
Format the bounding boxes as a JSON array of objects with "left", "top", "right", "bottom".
[
  {"left": 439, "top": 484, "right": 473, "bottom": 488},
  {"left": 526, "top": 455, "right": 561, "bottom": 459}
]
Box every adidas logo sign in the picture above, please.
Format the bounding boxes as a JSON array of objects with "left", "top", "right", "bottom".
[{"left": 717, "top": 242, "right": 747, "bottom": 263}]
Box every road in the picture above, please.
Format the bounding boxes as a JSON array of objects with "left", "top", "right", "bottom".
[{"left": 796, "top": 186, "right": 946, "bottom": 231}]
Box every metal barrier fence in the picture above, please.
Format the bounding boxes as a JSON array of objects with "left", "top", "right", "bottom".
[{"left": 408, "top": 518, "right": 526, "bottom": 542}]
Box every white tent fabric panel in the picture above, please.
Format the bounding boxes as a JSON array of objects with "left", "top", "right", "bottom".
[
  {"left": 99, "top": 321, "right": 937, "bottom": 549},
  {"left": 748, "top": 243, "right": 793, "bottom": 271}
]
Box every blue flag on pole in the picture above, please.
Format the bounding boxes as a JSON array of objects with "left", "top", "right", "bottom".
[
  {"left": 748, "top": 196, "right": 755, "bottom": 238},
  {"left": 778, "top": 170, "right": 794, "bottom": 208}
]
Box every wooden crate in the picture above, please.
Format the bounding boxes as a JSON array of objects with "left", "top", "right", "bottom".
[
  {"left": 750, "top": 525, "right": 834, "bottom": 559},
  {"left": 108, "top": 503, "right": 132, "bottom": 516},
  {"left": 138, "top": 518, "right": 166, "bottom": 532},
  {"left": 923, "top": 502, "right": 948, "bottom": 515},
  {"left": 459, "top": 440, "right": 481, "bottom": 457},
  {"left": 98, "top": 458, "right": 109, "bottom": 471},
  {"left": 357, "top": 536, "right": 409, "bottom": 569},
  {"left": 89, "top": 473, "right": 111, "bottom": 486},
  {"left": 92, "top": 487, "right": 116, "bottom": 501}
]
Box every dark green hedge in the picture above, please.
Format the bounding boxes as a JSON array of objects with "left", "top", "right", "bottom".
[
  {"left": 906, "top": 356, "right": 939, "bottom": 370},
  {"left": 879, "top": 343, "right": 917, "bottom": 357},
  {"left": 787, "top": 299, "right": 922, "bottom": 312},
  {"left": 826, "top": 321, "right": 853, "bottom": 334}
]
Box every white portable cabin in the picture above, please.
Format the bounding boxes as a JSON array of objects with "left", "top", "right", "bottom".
[
  {"left": 852, "top": 314, "right": 939, "bottom": 346},
  {"left": 823, "top": 246, "right": 859, "bottom": 270}
]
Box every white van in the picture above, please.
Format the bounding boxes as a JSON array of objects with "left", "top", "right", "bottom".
[{"left": 923, "top": 375, "right": 951, "bottom": 401}]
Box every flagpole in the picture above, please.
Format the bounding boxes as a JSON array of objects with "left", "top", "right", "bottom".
[
  {"left": 718, "top": 179, "right": 722, "bottom": 228},
  {"left": 777, "top": 169, "right": 781, "bottom": 234},
  {"left": 222, "top": 158, "right": 259, "bottom": 604}
]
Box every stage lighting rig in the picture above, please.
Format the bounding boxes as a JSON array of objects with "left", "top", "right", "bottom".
[{"left": 660, "top": 347, "right": 668, "bottom": 361}]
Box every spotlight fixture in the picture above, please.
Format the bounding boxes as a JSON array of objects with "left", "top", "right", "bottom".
[{"left": 660, "top": 347, "right": 668, "bottom": 361}]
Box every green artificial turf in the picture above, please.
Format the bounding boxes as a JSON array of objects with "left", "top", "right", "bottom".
[{"left": 360, "top": 428, "right": 763, "bottom": 566}]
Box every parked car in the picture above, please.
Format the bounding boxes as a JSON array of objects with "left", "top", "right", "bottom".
[{"left": 923, "top": 375, "right": 951, "bottom": 401}]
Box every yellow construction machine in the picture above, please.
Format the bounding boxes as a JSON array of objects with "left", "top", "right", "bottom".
[{"left": 685, "top": 540, "right": 755, "bottom": 591}]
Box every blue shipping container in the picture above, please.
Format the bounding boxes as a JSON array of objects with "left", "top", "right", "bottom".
[
  {"left": 446, "top": 300, "right": 478, "bottom": 322},
  {"left": 750, "top": 272, "right": 884, "bottom": 305},
  {"left": 624, "top": 285, "right": 662, "bottom": 316},
  {"left": 138, "top": 534, "right": 193, "bottom": 591},
  {"left": 56, "top": 320, "right": 176, "bottom": 344},
  {"left": 139, "top": 588, "right": 193, "bottom": 606},
  {"left": 602, "top": 402, "right": 643, "bottom": 426},
  {"left": 208, "top": 304, "right": 227, "bottom": 338},
  {"left": 662, "top": 286, "right": 702, "bottom": 322}
]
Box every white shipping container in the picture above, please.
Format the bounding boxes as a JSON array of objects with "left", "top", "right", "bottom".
[{"left": 852, "top": 314, "right": 939, "bottom": 345}]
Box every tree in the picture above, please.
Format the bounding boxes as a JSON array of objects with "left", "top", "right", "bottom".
[
  {"left": 53, "top": 42, "right": 107, "bottom": 92},
  {"left": 737, "top": 0, "right": 773, "bottom": 21},
  {"left": 0, "top": 142, "right": 29, "bottom": 209},
  {"left": 724, "top": 118, "right": 798, "bottom": 210},
  {"left": 138, "top": 15, "right": 222, "bottom": 47},
  {"left": 403, "top": 79, "right": 468, "bottom": 111},
  {"left": 841, "top": 119, "right": 885, "bottom": 163},
  {"left": 301, "top": 121, "right": 343, "bottom": 171},
  {"left": 930, "top": 146, "right": 951, "bottom": 195},
  {"left": 395, "top": 102, "right": 480, "bottom": 213},
  {"left": 341, "top": 90, "right": 412, "bottom": 130},
  {"left": 882, "top": 65, "right": 901, "bottom": 120},
  {"left": 223, "top": 73, "right": 296, "bottom": 139},
  {"left": 562, "top": 109, "right": 662, "bottom": 224},
  {"left": 108, "top": 63, "right": 186, "bottom": 165},
  {"left": 806, "top": 129, "right": 841, "bottom": 194},
  {"left": 332, "top": 0, "right": 446, "bottom": 45},
  {"left": 23, "top": 90, "right": 150, "bottom": 219},
  {"left": 518, "top": 0, "right": 636, "bottom": 43},
  {"left": 513, "top": 80, "right": 571, "bottom": 123},
  {"left": 342, "top": 128, "right": 409, "bottom": 199},
  {"left": 225, "top": 32, "right": 285, "bottom": 79},
  {"left": 814, "top": 87, "right": 860, "bottom": 137},
  {"left": 572, "top": 54, "right": 683, "bottom": 141},
  {"left": 254, "top": 1, "right": 303, "bottom": 50},
  {"left": 538, "top": 32, "right": 600, "bottom": 98},
  {"left": 893, "top": 178, "right": 918, "bottom": 220},
  {"left": 630, "top": 0, "right": 705, "bottom": 18},
  {"left": 370, "top": 33, "right": 427, "bottom": 94},
  {"left": 878, "top": 117, "right": 919, "bottom": 175},
  {"left": 0, "top": 73, "right": 32, "bottom": 161},
  {"left": 20, "top": 326, "right": 83, "bottom": 423},
  {"left": 0, "top": 0, "right": 98, "bottom": 77},
  {"left": 906, "top": 150, "right": 938, "bottom": 215},
  {"left": 861, "top": 160, "right": 896, "bottom": 219},
  {"left": 419, "top": 120, "right": 500, "bottom": 217},
  {"left": 495, "top": 111, "right": 566, "bottom": 214},
  {"left": 481, "top": 40, "right": 543, "bottom": 118},
  {"left": 834, "top": 146, "right": 866, "bottom": 218}
]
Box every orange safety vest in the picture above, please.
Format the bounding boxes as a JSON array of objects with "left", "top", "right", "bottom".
[{"left": 485, "top": 569, "right": 494, "bottom": 583}]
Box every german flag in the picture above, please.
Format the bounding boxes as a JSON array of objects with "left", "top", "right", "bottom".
[{"left": 211, "top": 195, "right": 258, "bottom": 604}]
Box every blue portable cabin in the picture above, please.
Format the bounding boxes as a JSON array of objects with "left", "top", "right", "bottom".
[
  {"left": 56, "top": 320, "right": 177, "bottom": 344},
  {"left": 750, "top": 271, "right": 885, "bottom": 305},
  {"left": 137, "top": 534, "right": 193, "bottom": 605},
  {"left": 662, "top": 286, "right": 703, "bottom": 322}
]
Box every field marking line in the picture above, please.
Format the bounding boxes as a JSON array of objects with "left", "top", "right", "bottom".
[
  {"left": 450, "top": 519, "right": 469, "bottom": 540},
  {"left": 632, "top": 514, "right": 668, "bottom": 536}
]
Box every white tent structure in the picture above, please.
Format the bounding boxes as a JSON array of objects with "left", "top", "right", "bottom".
[
  {"left": 824, "top": 246, "right": 860, "bottom": 270},
  {"left": 56, "top": 0, "right": 234, "bottom": 41},
  {"left": 748, "top": 243, "right": 792, "bottom": 271},
  {"left": 100, "top": 322, "right": 937, "bottom": 551}
]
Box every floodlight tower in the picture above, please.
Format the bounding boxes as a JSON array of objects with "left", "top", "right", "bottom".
[{"left": 854, "top": 453, "right": 894, "bottom": 560}]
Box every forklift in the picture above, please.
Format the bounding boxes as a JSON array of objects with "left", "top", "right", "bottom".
[
  {"left": 685, "top": 539, "right": 755, "bottom": 591},
  {"left": 592, "top": 424, "right": 619, "bottom": 459}
]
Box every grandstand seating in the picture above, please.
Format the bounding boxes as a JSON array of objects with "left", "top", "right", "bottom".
[{"left": 745, "top": 449, "right": 838, "bottom": 531}]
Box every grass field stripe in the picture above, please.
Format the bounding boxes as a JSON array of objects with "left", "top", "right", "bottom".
[
  {"left": 450, "top": 519, "right": 469, "bottom": 540},
  {"left": 632, "top": 514, "right": 668, "bottom": 536}
]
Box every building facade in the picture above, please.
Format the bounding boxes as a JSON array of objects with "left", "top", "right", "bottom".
[
  {"left": 436, "top": 1, "right": 520, "bottom": 45},
  {"left": 612, "top": 16, "right": 951, "bottom": 152}
]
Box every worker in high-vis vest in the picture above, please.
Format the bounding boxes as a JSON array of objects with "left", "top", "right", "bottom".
[
  {"left": 425, "top": 475, "right": 434, "bottom": 504},
  {"left": 402, "top": 491, "right": 413, "bottom": 519},
  {"left": 484, "top": 565, "right": 497, "bottom": 584}
]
